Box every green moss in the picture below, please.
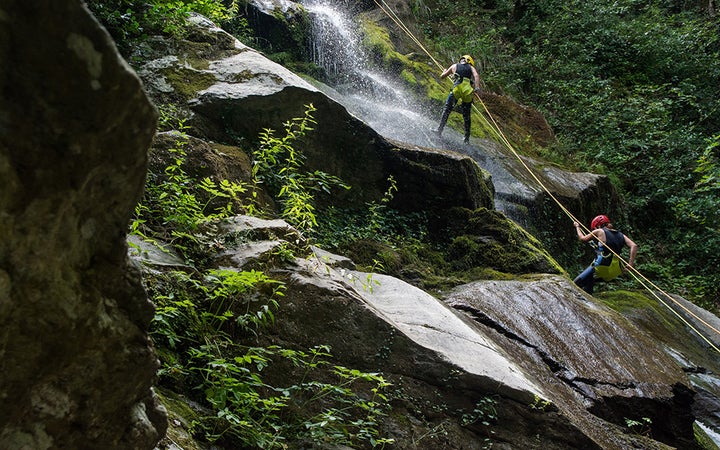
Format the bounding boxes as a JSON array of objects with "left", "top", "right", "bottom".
[
  {"left": 334, "top": 205, "right": 566, "bottom": 294},
  {"left": 596, "top": 290, "right": 684, "bottom": 339},
  {"left": 155, "top": 387, "right": 207, "bottom": 450},
  {"left": 400, "top": 69, "right": 417, "bottom": 85},
  {"left": 694, "top": 421, "right": 720, "bottom": 450},
  {"left": 157, "top": 387, "right": 200, "bottom": 421},
  {"left": 442, "top": 207, "right": 564, "bottom": 275},
  {"left": 163, "top": 66, "right": 216, "bottom": 100},
  {"left": 358, "top": 15, "right": 413, "bottom": 69},
  {"left": 596, "top": 290, "right": 658, "bottom": 313}
]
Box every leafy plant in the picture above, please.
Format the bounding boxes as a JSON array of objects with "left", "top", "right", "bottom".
[
  {"left": 134, "top": 107, "right": 395, "bottom": 449},
  {"left": 313, "top": 176, "right": 427, "bottom": 252},
  {"left": 460, "top": 397, "right": 497, "bottom": 427},
  {"left": 149, "top": 262, "right": 395, "bottom": 448},
  {"left": 203, "top": 268, "right": 284, "bottom": 332},
  {"left": 131, "top": 126, "right": 247, "bottom": 257},
  {"left": 252, "top": 104, "right": 350, "bottom": 233},
  {"left": 87, "top": 0, "right": 238, "bottom": 50},
  {"left": 188, "top": 344, "right": 394, "bottom": 449},
  {"left": 529, "top": 394, "right": 552, "bottom": 412},
  {"left": 624, "top": 416, "right": 652, "bottom": 436}
]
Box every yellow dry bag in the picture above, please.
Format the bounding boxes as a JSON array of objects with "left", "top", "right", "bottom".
[
  {"left": 452, "top": 79, "right": 474, "bottom": 104},
  {"left": 594, "top": 258, "right": 622, "bottom": 282}
]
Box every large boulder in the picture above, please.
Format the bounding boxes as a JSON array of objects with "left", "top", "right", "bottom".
[
  {"left": 0, "top": 1, "right": 165, "bottom": 448},
  {"left": 201, "top": 217, "right": 596, "bottom": 449},
  {"left": 447, "top": 278, "right": 697, "bottom": 449},
  {"left": 597, "top": 289, "right": 720, "bottom": 442}
]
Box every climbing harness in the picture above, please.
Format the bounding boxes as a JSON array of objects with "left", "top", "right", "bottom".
[{"left": 372, "top": 0, "right": 720, "bottom": 354}]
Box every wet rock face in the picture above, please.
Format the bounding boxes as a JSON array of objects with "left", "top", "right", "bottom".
[
  {"left": 0, "top": 1, "right": 165, "bottom": 448},
  {"left": 447, "top": 277, "right": 697, "bottom": 449}
]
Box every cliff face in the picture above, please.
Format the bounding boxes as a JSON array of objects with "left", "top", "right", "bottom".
[{"left": 0, "top": 1, "right": 165, "bottom": 448}]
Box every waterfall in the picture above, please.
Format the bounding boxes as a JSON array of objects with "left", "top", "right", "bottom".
[
  {"left": 303, "top": 0, "right": 451, "bottom": 147},
  {"left": 302, "top": 0, "right": 529, "bottom": 223},
  {"left": 305, "top": 2, "right": 369, "bottom": 86}
]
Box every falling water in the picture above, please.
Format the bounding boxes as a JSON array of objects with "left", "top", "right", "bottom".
[
  {"left": 304, "top": 0, "right": 453, "bottom": 147},
  {"left": 302, "top": 0, "right": 531, "bottom": 221}
]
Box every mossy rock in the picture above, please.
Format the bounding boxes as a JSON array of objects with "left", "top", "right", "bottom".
[
  {"left": 441, "top": 207, "right": 564, "bottom": 275},
  {"left": 694, "top": 421, "right": 720, "bottom": 450},
  {"left": 155, "top": 387, "right": 210, "bottom": 450},
  {"left": 162, "top": 66, "right": 216, "bottom": 101}
]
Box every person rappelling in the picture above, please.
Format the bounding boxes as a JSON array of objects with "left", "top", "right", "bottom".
[
  {"left": 573, "top": 214, "right": 638, "bottom": 294},
  {"left": 434, "top": 54, "right": 482, "bottom": 144}
]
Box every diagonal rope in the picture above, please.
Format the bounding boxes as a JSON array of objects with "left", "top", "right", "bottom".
[{"left": 373, "top": 0, "right": 720, "bottom": 353}]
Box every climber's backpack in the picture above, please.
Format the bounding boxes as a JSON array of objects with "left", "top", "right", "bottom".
[{"left": 593, "top": 229, "right": 626, "bottom": 281}]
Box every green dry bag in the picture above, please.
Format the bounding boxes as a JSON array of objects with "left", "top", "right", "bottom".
[
  {"left": 594, "top": 258, "right": 622, "bottom": 282},
  {"left": 452, "top": 79, "right": 474, "bottom": 104}
]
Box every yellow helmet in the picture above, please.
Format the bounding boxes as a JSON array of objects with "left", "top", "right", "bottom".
[{"left": 460, "top": 54, "right": 475, "bottom": 66}]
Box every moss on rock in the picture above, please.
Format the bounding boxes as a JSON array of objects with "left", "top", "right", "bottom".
[
  {"left": 155, "top": 387, "right": 208, "bottom": 450},
  {"left": 162, "top": 66, "right": 216, "bottom": 101},
  {"left": 441, "top": 207, "right": 564, "bottom": 275}
]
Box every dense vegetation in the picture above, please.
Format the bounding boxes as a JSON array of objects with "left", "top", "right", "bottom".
[
  {"left": 421, "top": 0, "right": 720, "bottom": 309},
  {"left": 82, "top": 0, "right": 720, "bottom": 447},
  {"left": 131, "top": 102, "right": 397, "bottom": 448}
]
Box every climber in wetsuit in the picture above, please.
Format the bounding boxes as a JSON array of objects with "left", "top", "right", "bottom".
[
  {"left": 435, "top": 54, "right": 481, "bottom": 144},
  {"left": 573, "top": 214, "right": 638, "bottom": 294}
]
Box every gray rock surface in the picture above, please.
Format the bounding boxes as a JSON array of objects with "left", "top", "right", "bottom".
[
  {"left": 447, "top": 277, "right": 698, "bottom": 449},
  {"left": 196, "top": 215, "right": 711, "bottom": 449},
  {"left": 0, "top": 1, "right": 165, "bottom": 448}
]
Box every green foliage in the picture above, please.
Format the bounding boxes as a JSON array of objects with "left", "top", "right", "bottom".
[
  {"left": 460, "top": 397, "right": 497, "bottom": 427},
  {"left": 88, "top": 0, "right": 237, "bottom": 39},
  {"left": 135, "top": 109, "right": 395, "bottom": 448},
  {"left": 157, "top": 103, "right": 191, "bottom": 132},
  {"left": 132, "top": 127, "right": 247, "bottom": 257},
  {"left": 253, "top": 104, "right": 350, "bottom": 233},
  {"left": 675, "top": 134, "right": 720, "bottom": 232},
  {"left": 150, "top": 0, "right": 237, "bottom": 36},
  {"left": 624, "top": 416, "right": 652, "bottom": 436},
  {"left": 151, "top": 269, "right": 387, "bottom": 447},
  {"left": 313, "top": 175, "right": 427, "bottom": 251},
  {"left": 150, "top": 269, "right": 283, "bottom": 351},
  {"left": 155, "top": 286, "right": 395, "bottom": 450},
  {"left": 529, "top": 395, "right": 552, "bottom": 412}
]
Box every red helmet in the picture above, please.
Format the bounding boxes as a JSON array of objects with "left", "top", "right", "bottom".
[{"left": 591, "top": 215, "right": 610, "bottom": 229}]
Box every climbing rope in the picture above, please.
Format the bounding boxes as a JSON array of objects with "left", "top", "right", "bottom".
[{"left": 372, "top": 0, "right": 720, "bottom": 354}]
